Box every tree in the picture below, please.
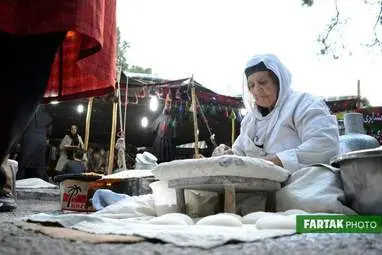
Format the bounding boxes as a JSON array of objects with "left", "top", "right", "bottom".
[
  {"left": 302, "top": 0, "right": 382, "bottom": 59},
  {"left": 116, "top": 27, "right": 153, "bottom": 75},
  {"left": 128, "top": 65, "right": 153, "bottom": 74},
  {"left": 117, "top": 27, "right": 130, "bottom": 72}
]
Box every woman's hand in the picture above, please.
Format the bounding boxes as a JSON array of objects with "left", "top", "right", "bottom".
[
  {"left": 261, "top": 154, "right": 283, "bottom": 167},
  {"left": 212, "top": 144, "right": 234, "bottom": 157}
]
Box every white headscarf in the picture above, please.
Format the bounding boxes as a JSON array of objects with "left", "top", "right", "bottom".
[{"left": 242, "top": 54, "right": 292, "bottom": 118}]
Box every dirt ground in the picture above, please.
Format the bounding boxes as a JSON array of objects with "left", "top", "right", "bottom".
[{"left": 0, "top": 199, "right": 381, "bottom": 255}]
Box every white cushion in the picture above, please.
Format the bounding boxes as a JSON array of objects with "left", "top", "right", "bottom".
[{"left": 152, "top": 155, "right": 290, "bottom": 183}]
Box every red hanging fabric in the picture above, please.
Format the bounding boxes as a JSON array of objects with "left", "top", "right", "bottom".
[{"left": 0, "top": 0, "right": 117, "bottom": 102}]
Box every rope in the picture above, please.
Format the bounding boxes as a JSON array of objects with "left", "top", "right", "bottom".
[
  {"left": 123, "top": 71, "right": 129, "bottom": 134},
  {"left": 115, "top": 66, "right": 127, "bottom": 170},
  {"left": 194, "top": 89, "right": 218, "bottom": 148}
]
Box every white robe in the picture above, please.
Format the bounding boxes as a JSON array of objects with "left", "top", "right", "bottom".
[
  {"left": 232, "top": 54, "right": 339, "bottom": 173},
  {"left": 232, "top": 91, "right": 340, "bottom": 172}
]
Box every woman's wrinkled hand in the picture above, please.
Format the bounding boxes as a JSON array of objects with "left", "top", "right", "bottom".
[
  {"left": 212, "top": 144, "right": 234, "bottom": 157},
  {"left": 260, "top": 154, "right": 283, "bottom": 167}
]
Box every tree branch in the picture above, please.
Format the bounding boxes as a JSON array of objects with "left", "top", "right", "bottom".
[
  {"left": 318, "top": 0, "right": 340, "bottom": 56},
  {"left": 304, "top": 0, "right": 382, "bottom": 56},
  {"left": 363, "top": 1, "right": 382, "bottom": 47}
]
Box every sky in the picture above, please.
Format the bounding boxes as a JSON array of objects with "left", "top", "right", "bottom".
[{"left": 117, "top": 0, "right": 382, "bottom": 106}]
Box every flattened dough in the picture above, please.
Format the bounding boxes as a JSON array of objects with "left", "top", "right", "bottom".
[
  {"left": 280, "top": 209, "right": 308, "bottom": 216},
  {"left": 149, "top": 213, "right": 194, "bottom": 225},
  {"left": 196, "top": 214, "right": 243, "bottom": 227},
  {"left": 242, "top": 211, "right": 276, "bottom": 224},
  {"left": 217, "top": 213, "right": 242, "bottom": 221},
  {"left": 256, "top": 215, "right": 295, "bottom": 230}
]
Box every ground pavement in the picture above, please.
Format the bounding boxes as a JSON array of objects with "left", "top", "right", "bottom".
[{"left": 0, "top": 190, "right": 381, "bottom": 255}]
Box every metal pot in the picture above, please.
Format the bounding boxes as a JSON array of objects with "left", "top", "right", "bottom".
[{"left": 331, "top": 147, "right": 382, "bottom": 214}]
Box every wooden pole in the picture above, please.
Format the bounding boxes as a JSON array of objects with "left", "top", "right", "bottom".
[
  {"left": 357, "top": 79, "right": 361, "bottom": 110},
  {"left": 231, "top": 118, "right": 235, "bottom": 146},
  {"left": 84, "top": 97, "right": 94, "bottom": 151},
  {"left": 191, "top": 79, "right": 199, "bottom": 158},
  {"left": 108, "top": 101, "right": 118, "bottom": 174}
]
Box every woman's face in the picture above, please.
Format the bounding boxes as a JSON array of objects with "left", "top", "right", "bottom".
[
  {"left": 70, "top": 125, "right": 77, "bottom": 135},
  {"left": 247, "top": 71, "right": 278, "bottom": 108}
]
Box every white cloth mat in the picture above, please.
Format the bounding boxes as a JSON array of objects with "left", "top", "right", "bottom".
[
  {"left": 102, "top": 170, "right": 154, "bottom": 179},
  {"left": 25, "top": 194, "right": 296, "bottom": 249},
  {"left": 16, "top": 178, "right": 57, "bottom": 189}
]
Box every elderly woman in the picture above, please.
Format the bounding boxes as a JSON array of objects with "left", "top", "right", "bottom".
[
  {"left": 215, "top": 54, "right": 353, "bottom": 214},
  {"left": 216, "top": 54, "right": 339, "bottom": 171}
]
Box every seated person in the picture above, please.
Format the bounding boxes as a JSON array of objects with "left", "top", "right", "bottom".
[
  {"left": 214, "top": 54, "right": 339, "bottom": 172},
  {"left": 211, "top": 54, "right": 351, "bottom": 214},
  {"left": 62, "top": 149, "right": 86, "bottom": 175},
  {"left": 87, "top": 147, "right": 106, "bottom": 174}
]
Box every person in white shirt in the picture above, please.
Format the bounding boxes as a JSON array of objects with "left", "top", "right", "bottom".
[
  {"left": 212, "top": 54, "right": 354, "bottom": 214},
  {"left": 215, "top": 53, "right": 339, "bottom": 173}
]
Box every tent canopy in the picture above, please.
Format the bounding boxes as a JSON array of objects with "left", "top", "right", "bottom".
[{"left": 46, "top": 74, "right": 244, "bottom": 150}]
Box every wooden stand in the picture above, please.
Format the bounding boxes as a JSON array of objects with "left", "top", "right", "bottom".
[
  {"left": 191, "top": 82, "right": 199, "bottom": 158},
  {"left": 231, "top": 118, "right": 235, "bottom": 146},
  {"left": 108, "top": 102, "right": 118, "bottom": 175},
  {"left": 169, "top": 176, "right": 280, "bottom": 214},
  {"left": 84, "top": 97, "right": 94, "bottom": 151}
]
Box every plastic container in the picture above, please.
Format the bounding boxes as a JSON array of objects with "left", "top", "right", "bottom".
[
  {"left": 149, "top": 180, "right": 178, "bottom": 216},
  {"left": 344, "top": 112, "right": 366, "bottom": 134}
]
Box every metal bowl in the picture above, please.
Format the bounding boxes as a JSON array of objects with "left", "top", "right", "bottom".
[{"left": 331, "top": 147, "right": 382, "bottom": 214}]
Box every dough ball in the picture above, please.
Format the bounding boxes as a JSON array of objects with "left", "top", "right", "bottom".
[
  {"left": 242, "top": 211, "right": 276, "bottom": 224},
  {"left": 196, "top": 214, "right": 242, "bottom": 227},
  {"left": 280, "top": 209, "right": 308, "bottom": 216},
  {"left": 217, "top": 213, "right": 242, "bottom": 222},
  {"left": 149, "top": 213, "right": 194, "bottom": 225},
  {"left": 256, "top": 215, "right": 295, "bottom": 230}
]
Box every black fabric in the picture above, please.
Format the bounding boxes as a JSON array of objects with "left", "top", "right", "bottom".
[
  {"left": 62, "top": 160, "right": 86, "bottom": 175},
  {"left": 16, "top": 107, "right": 52, "bottom": 181},
  {"left": 257, "top": 106, "right": 270, "bottom": 117},
  {"left": 0, "top": 31, "right": 66, "bottom": 166},
  {"left": 245, "top": 61, "right": 269, "bottom": 78},
  {"left": 245, "top": 61, "right": 280, "bottom": 86}
]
